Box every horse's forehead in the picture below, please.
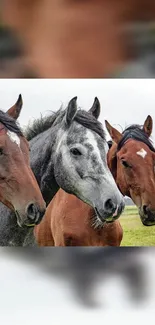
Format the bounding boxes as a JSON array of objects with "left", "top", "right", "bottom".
[
  {"left": 85, "top": 129, "right": 106, "bottom": 168},
  {"left": 119, "top": 141, "right": 155, "bottom": 163},
  {"left": 136, "top": 148, "right": 148, "bottom": 159},
  {"left": 72, "top": 122, "right": 86, "bottom": 136},
  {"left": 7, "top": 130, "right": 20, "bottom": 148},
  {"left": 121, "top": 140, "right": 149, "bottom": 154},
  {"left": 85, "top": 129, "right": 105, "bottom": 150},
  {"left": 69, "top": 124, "right": 101, "bottom": 144},
  {"left": 68, "top": 124, "right": 85, "bottom": 141}
]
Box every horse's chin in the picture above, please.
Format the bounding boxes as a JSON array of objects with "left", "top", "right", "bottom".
[
  {"left": 141, "top": 218, "right": 155, "bottom": 226},
  {"left": 139, "top": 208, "right": 155, "bottom": 226},
  {"left": 93, "top": 213, "right": 117, "bottom": 230},
  {"left": 15, "top": 211, "right": 36, "bottom": 228},
  {"left": 105, "top": 219, "right": 115, "bottom": 224},
  {"left": 141, "top": 219, "right": 155, "bottom": 226}
]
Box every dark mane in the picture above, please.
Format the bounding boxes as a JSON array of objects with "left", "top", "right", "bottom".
[
  {"left": 0, "top": 110, "right": 23, "bottom": 136},
  {"left": 117, "top": 124, "right": 155, "bottom": 152},
  {"left": 25, "top": 108, "right": 62, "bottom": 141},
  {"left": 25, "top": 107, "right": 105, "bottom": 141},
  {"left": 74, "top": 110, "right": 105, "bottom": 140}
]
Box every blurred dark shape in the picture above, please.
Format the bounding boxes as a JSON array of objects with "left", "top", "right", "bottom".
[
  {"left": 115, "top": 22, "right": 155, "bottom": 78},
  {"left": 107, "top": 140, "right": 113, "bottom": 149},
  {"left": 20, "top": 71, "right": 39, "bottom": 78},
  {"left": 125, "top": 22, "right": 155, "bottom": 58},
  {"left": 66, "top": 247, "right": 147, "bottom": 307},
  {"left": 0, "top": 26, "right": 38, "bottom": 77},
  {"left": 0, "top": 26, "right": 22, "bottom": 59},
  {"left": 3, "top": 247, "right": 147, "bottom": 308}
]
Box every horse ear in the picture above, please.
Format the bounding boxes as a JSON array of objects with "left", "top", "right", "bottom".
[
  {"left": 105, "top": 120, "right": 122, "bottom": 144},
  {"left": 6, "top": 94, "right": 23, "bottom": 120},
  {"left": 143, "top": 115, "right": 153, "bottom": 137},
  {"left": 89, "top": 97, "right": 100, "bottom": 119},
  {"left": 65, "top": 97, "right": 78, "bottom": 126}
]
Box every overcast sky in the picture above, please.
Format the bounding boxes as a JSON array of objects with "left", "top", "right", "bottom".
[{"left": 0, "top": 79, "right": 155, "bottom": 141}]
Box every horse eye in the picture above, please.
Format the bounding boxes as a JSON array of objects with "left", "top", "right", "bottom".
[
  {"left": 70, "top": 148, "right": 82, "bottom": 156},
  {"left": 121, "top": 160, "right": 131, "bottom": 168}
]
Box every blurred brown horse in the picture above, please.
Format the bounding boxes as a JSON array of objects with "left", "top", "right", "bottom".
[
  {"left": 105, "top": 116, "right": 155, "bottom": 226},
  {"left": 0, "top": 95, "right": 46, "bottom": 227},
  {"left": 1, "top": 0, "right": 155, "bottom": 77}
]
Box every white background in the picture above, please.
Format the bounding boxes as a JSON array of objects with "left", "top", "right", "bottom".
[{"left": 0, "top": 79, "right": 155, "bottom": 141}]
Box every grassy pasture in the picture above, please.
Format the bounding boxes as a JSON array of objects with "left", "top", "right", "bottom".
[{"left": 120, "top": 206, "right": 155, "bottom": 246}]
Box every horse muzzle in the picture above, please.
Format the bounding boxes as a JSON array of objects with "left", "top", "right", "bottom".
[
  {"left": 95, "top": 200, "right": 125, "bottom": 224},
  {"left": 139, "top": 205, "right": 155, "bottom": 226},
  {"left": 15, "top": 203, "right": 46, "bottom": 227}
]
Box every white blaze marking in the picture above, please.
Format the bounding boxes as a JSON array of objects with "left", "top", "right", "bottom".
[
  {"left": 7, "top": 130, "right": 20, "bottom": 147},
  {"left": 86, "top": 129, "right": 103, "bottom": 165},
  {"left": 55, "top": 130, "right": 67, "bottom": 153},
  {"left": 136, "top": 148, "right": 147, "bottom": 159},
  {"left": 86, "top": 130, "right": 123, "bottom": 200}
]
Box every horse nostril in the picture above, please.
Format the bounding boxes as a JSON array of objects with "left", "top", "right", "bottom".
[
  {"left": 143, "top": 205, "right": 148, "bottom": 215},
  {"left": 104, "top": 199, "right": 116, "bottom": 213},
  {"left": 27, "top": 203, "right": 37, "bottom": 221},
  {"left": 27, "top": 204, "right": 46, "bottom": 225}
]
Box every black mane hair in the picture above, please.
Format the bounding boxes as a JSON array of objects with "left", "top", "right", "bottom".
[
  {"left": 25, "top": 107, "right": 106, "bottom": 141},
  {"left": 74, "top": 110, "right": 105, "bottom": 140},
  {"left": 117, "top": 124, "right": 155, "bottom": 152},
  {"left": 0, "top": 110, "right": 23, "bottom": 136},
  {"left": 25, "top": 110, "right": 61, "bottom": 141}
]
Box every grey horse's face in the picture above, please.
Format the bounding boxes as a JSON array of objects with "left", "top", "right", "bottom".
[{"left": 54, "top": 97, "right": 124, "bottom": 226}]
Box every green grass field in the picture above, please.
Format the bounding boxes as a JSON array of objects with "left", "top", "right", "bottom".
[{"left": 120, "top": 206, "right": 155, "bottom": 246}]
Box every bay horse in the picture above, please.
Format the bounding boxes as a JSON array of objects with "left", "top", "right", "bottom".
[
  {"left": 0, "top": 96, "right": 124, "bottom": 246},
  {"left": 0, "top": 94, "right": 46, "bottom": 227},
  {"left": 105, "top": 116, "right": 155, "bottom": 226},
  {"left": 1, "top": 0, "right": 155, "bottom": 78},
  {"left": 34, "top": 188, "right": 123, "bottom": 246}
]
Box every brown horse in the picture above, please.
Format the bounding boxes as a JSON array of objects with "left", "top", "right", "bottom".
[
  {"left": 34, "top": 188, "right": 123, "bottom": 246},
  {"left": 105, "top": 116, "right": 155, "bottom": 226},
  {"left": 0, "top": 95, "right": 46, "bottom": 227},
  {"left": 1, "top": 0, "right": 155, "bottom": 78}
]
